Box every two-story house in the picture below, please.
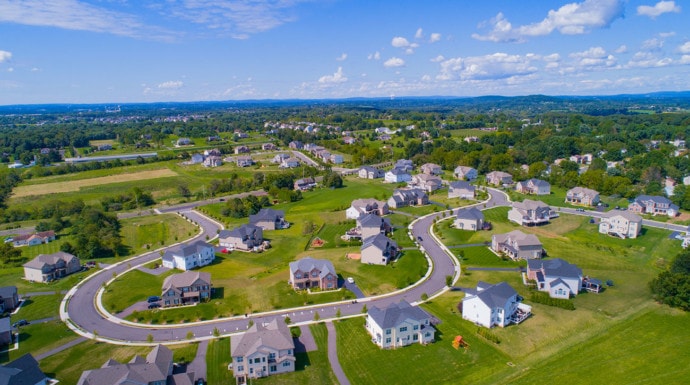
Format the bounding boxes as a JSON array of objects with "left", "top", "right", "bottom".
[
  {"left": 515, "top": 178, "right": 551, "bottom": 195},
  {"left": 0, "top": 286, "right": 19, "bottom": 313},
  {"left": 365, "top": 300, "right": 435, "bottom": 349},
  {"left": 293, "top": 177, "right": 316, "bottom": 191},
  {"left": 249, "top": 209, "right": 289, "bottom": 230},
  {"left": 231, "top": 319, "right": 296, "bottom": 382},
  {"left": 357, "top": 214, "right": 392, "bottom": 239},
  {"left": 78, "top": 345, "right": 181, "bottom": 385},
  {"left": 161, "top": 241, "right": 215, "bottom": 271},
  {"left": 491, "top": 230, "right": 544, "bottom": 260},
  {"left": 508, "top": 199, "right": 554, "bottom": 226},
  {"left": 453, "top": 166, "right": 478, "bottom": 181},
  {"left": 420, "top": 163, "right": 442, "bottom": 175},
  {"left": 527, "top": 258, "right": 583, "bottom": 299},
  {"left": 410, "top": 174, "right": 443, "bottom": 192},
  {"left": 448, "top": 181, "right": 475, "bottom": 199},
  {"left": 219, "top": 224, "right": 264, "bottom": 251},
  {"left": 361, "top": 234, "right": 399, "bottom": 265},
  {"left": 628, "top": 195, "right": 679, "bottom": 217},
  {"left": 461, "top": 281, "right": 531, "bottom": 328},
  {"left": 454, "top": 207, "right": 484, "bottom": 231},
  {"left": 387, "top": 188, "right": 428, "bottom": 209},
  {"left": 23, "top": 251, "right": 81, "bottom": 283},
  {"left": 345, "top": 198, "right": 389, "bottom": 219},
  {"left": 161, "top": 271, "right": 212, "bottom": 307},
  {"left": 486, "top": 171, "right": 513, "bottom": 186},
  {"left": 288, "top": 257, "right": 338, "bottom": 290},
  {"left": 384, "top": 168, "right": 412, "bottom": 183},
  {"left": 358, "top": 166, "right": 385, "bottom": 179},
  {"left": 599, "top": 210, "right": 642, "bottom": 238},
  {"left": 565, "top": 187, "right": 600, "bottom": 206}
]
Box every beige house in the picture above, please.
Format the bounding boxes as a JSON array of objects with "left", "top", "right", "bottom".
[
  {"left": 231, "top": 319, "right": 296, "bottom": 382},
  {"left": 453, "top": 166, "right": 478, "bottom": 181},
  {"left": 515, "top": 178, "right": 551, "bottom": 195},
  {"left": 23, "top": 251, "right": 80, "bottom": 283},
  {"left": 492, "top": 230, "right": 544, "bottom": 260},
  {"left": 361, "top": 234, "right": 399, "bottom": 265},
  {"left": 77, "top": 345, "right": 183, "bottom": 385},
  {"left": 454, "top": 207, "right": 484, "bottom": 231},
  {"left": 387, "top": 188, "right": 428, "bottom": 209},
  {"left": 486, "top": 171, "right": 512, "bottom": 186},
  {"left": 346, "top": 198, "right": 389, "bottom": 219},
  {"left": 411, "top": 174, "right": 443, "bottom": 192},
  {"left": 448, "top": 181, "right": 475, "bottom": 199},
  {"left": 566, "top": 187, "right": 600, "bottom": 206},
  {"left": 161, "top": 271, "right": 212, "bottom": 307},
  {"left": 288, "top": 257, "right": 337, "bottom": 290},
  {"left": 420, "top": 163, "right": 443, "bottom": 175},
  {"left": 599, "top": 210, "right": 642, "bottom": 239},
  {"left": 249, "top": 209, "right": 289, "bottom": 230},
  {"left": 219, "top": 224, "right": 264, "bottom": 251},
  {"left": 508, "top": 199, "right": 554, "bottom": 226}
]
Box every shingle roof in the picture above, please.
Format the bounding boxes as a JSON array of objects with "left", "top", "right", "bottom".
[
  {"left": 219, "top": 224, "right": 262, "bottom": 241},
  {"left": 249, "top": 208, "right": 285, "bottom": 224},
  {"left": 527, "top": 258, "right": 582, "bottom": 279},
  {"left": 367, "top": 300, "right": 432, "bottom": 329},
  {"left": 22, "top": 251, "right": 77, "bottom": 270},
  {"left": 163, "top": 271, "right": 211, "bottom": 292},
  {"left": 357, "top": 213, "right": 390, "bottom": 229},
  {"left": 456, "top": 207, "right": 484, "bottom": 221},
  {"left": 289, "top": 257, "right": 336, "bottom": 279},
  {"left": 512, "top": 199, "right": 550, "bottom": 211},
  {"left": 162, "top": 241, "right": 213, "bottom": 261},
  {"left": 231, "top": 318, "right": 295, "bottom": 357},
  {"left": 601, "top": 210, "right": 642, "bottom": 222},
  {"left": 0, "top": 286, "right": 16, "bottom": 299},
  {"left": 362, "top": 234, "right": 397, "bottom": 252},
  {"left": 449, "top": 181, "right": 474, "bottom": 191},
  {"left": 472, "top": 281, "right": 517, "bottom": 309},
  {"left": 0, "top": 354, "right": 47, "bottom": 385},
  {"left": 77, "top": 345, "right": 172, "bottom": 385}
]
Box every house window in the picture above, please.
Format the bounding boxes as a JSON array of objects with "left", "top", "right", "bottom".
[
  {"left": 236, "top": 357, "right": 243, "bottom": 363},
  {"left": 399, "top": 327, "right": 407, "bottom": 332},
  {"left": 295, "top": 273, "right": 302, "bottom": 279},
  {"left": 385, "top": 338, "right": 391, "bottom": 344},
  {"left": 270, "top": 365, "right": 277, "bottom": 372},
  {"left": 268, "top": 353, "right": 275, "bottom": 360},
  {"left": 249, "top": 368, "right": 253, "bottom": 374},
  {"left": 254, "top": 358, "right": 261, "bottom": 364},
  {"left": 311, "top": 271, "right": 318, "bottom": 277},
  {"left": 413, "top": 325, "right": 418, "bottom": 330},
  {"left": 282, "top": 361, "right": 291, "bottom": 367},
  {"left": 237, "top": 365, "right": 244, "bottom": 372},
  {"left": 385, "top": 329, "right": 391, "bottom": 335},
  {"left": 413, "top": 334, "right": 418, "bottom": 341}
]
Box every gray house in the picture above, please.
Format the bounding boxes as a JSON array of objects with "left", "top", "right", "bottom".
[
  {"left": 508, "top": 199, "right": 553, "bottom": 226},
  {"left": 0, "top": 354, "right": 48, "bottom": 385},
  {"left": 358, "top": 214, "right": 392, "bottom": 239},
  {"left": 387, "top": 188, "right": 428, "bottom": 209},
  {"left": 23, "top": 251, "right": 81, "bottom": 283},
  {"left": 361, "top": 234, "right": 399, "bottom": 265},
  {"left": 454, "top": 207, "right": 484, "bottom": 231},
  {"left": 448, "top": 181, "right": 475, "bottom": 199},
  {"left": 161, "top": 270, "right": 212, "bottom": 307},
  {"left": 0, "top": 286, "right": 19, "bottom": 313},
  {"left": 492, "top": 230, "right": 544, "bottom": 260},
  {"left": 365, "top": 300, "right": 435, "bottom": 349},
  {"left": 231, "top": 319, "right": 296, "bottom": 382},
  {"left": 0, "top": 317, "right": 11, "bottom": 346},
  {"left": 249, "top": 209, "right": 289, "bottom": 230},
  {"left": 219, "top": 224, "right": 264, "bottom": 251}
]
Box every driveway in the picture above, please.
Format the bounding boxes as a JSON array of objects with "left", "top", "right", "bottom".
[
  {"left": 342, "top": 280, "right": 365, "bottom": 299},
  {"left": 186, "top": 339, "right": 208, "bottom": 381}
]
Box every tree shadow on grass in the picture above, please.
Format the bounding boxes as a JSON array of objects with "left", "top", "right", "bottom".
[
  {"left": 211, "top": 287, "right": 224, "bottom": 300},
  {"left": 294, "top": 352, "right": 311, "bottom": 371}
]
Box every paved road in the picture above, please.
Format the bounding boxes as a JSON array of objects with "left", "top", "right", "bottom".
[
  {"left": 326, "top": 321, "right": 350, "bottom": 385},
  {"left": 291, "top": 151, "right": 320, "bottom": 168}
]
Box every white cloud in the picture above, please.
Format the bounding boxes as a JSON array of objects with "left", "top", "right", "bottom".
[
  {"left": 415, "top": 28, "right": 423, "bottom": 39},
  {"left": 678, "top": 42, "right": 690, "bottom": 54},
  {"left": 158, "top": 80, "right": 184, "bottom": 89},
  {"left": 473, "top": 0, "right": 624, "bottom": 42},
  {"left": 384, "top": 57, "right": 405, "bottom": 68},
  {"left": 318, "top": 67, "right": 347, "bottom": 84},
  {"left": 642, "top": 38, "right": 664, "bottom": 50},
  {"left": 637, "top": 1, "right": 681, "bottom": 18},
  {"left": 6, "top": 67, "right": 13, "bottom": 72},
  {"left": 429, "top": 33, "right": 441, "bottom": 43},
  {"left": 392, "top": 36, "right": 411, "bottom": 48},
  {"left": 437, "top": 52, "right": 540, "bottom": 81},
  {"left": 336, "top": 53, "right": 347, "bottom": 61},
  {"left": 679, "top": 55, "right": 690, "bottom": 64},
  {"left": 421, "top": 74, "right": 431, "bottom": 81},
  {"left": 569, "top": 47, "right": 617, "bottom": 68},
  {"left": 0, "top": 50, "right": 11, "bottom": 63},
  {"left": 368, "top": 51, "right": 381, "bottom": 60},
  {"left": 614, "top": 45, "right": 628, "bottom": 53},
  {"left": 627, "top": 51, "right": 672, "bottom": 68},
  {"left": 430, "top": 55, "right": 445, "bottom": 63}
]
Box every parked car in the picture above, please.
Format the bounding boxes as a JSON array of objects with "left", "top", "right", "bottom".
[
  {"left": 417, "top": 236, "right": 423, "bottom": 242},
  {"left": 195, "top": 378, "right": 207, "bottom": 385},
  {"left": 12, "top": 319, "right": 29, "bottom": 328},
  {"left": 147, "top": 296, "right": 160, "bottom": 303},
  {"left": 148, "top": 302, "right": 161, "bottom": 309},
  {"left": 347, "top": 277, "right": 355, "bottom": 284}
]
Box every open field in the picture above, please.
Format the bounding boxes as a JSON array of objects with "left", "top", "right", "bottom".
[{"left": 13, "top": 168, "right": 179, "bottom": 197}]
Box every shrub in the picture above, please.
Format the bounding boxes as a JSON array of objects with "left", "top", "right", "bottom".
[
  {"left": 476, "top": 327, "right": 500, "bottom": 344},
  {"left": 529, "top": 292, "right": 575, "bottom": 310}
]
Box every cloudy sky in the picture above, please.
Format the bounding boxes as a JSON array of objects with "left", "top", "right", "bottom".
[{"left": 0, "top": 0, "right": 689, "bottom": 104}]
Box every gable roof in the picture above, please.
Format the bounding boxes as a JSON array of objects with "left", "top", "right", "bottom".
[
  {"left": 527, "top": 258, "right": 582, "bottom": 279},
  {"left": 162, "top": 241, "right": 213, "bottom": 260},
  {"left": 219, "top": 224, "right": 262, "bottom": 240},
  {"left": 368, "top": 300, "right": 432, "bottom": 329},
  {"left": 601, "top": 210, "right": 642, "bottom": 222},
  {"left": 449, "top": 181, "right": 474, "bottom": 191},
  {"left": 249, "top": 208, "right": 285, "bottom": 224},
  {"left": 358, "top": 213, "right": 390, "bottom": 229},
  {"left": 362, "top": 233, "right": 398, "bottom": 252},
  {"left": 77, "top": 345, "right": 172, "bottom": 385},
  {"left": 289, "top": 257, "right": 336, "bottom": 279},
  {"left": 0, "top": 354, "right": 47, "bottom": 385},
  {"left": 0, "top": 286, "right": 17, "bottom": 299},
  {"left": 231, "top": 318, "right": 294, "bottom": 357},
  {"left": 470, "top": 281, "right": 517, "bottom": 308},
  {"left": 567, "top": 186, "right": 599, "bottom": 197},
  {"left": 456, "top": 207, "right": 484, "bottom": 221},
  {"left": 163, "top": 271, "right": 211, "bottom": 291},
  {"left": 512, "top": 199, "right": 550, "bottom": 211},
  {"left": 23, "top": 251, "right": 77, "bottom": 270}
]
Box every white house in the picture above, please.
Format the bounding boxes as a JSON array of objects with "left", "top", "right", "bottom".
[
  {"left": 346, "top": 198, "right": 389, "bottom": 219},
  {"left": 515, "top": 179, "right": 551, "bottom": 195},
  {"left": 461, "top": 281, "right": 531, "bottom": 328},
  {"left": 358, "top": 166, "right": 385, "bottom": 179},
  {"left": 526, "top": 258, "right": 583, "bottom": 299},
  {"left": 598, "top": 210, "right": 642, "bottom": 239},
  {"left": 365, "top": 300, "right": 435, "bottom": 349},
  {"left": 448, "top": 181, "right": 475, "bottom": 199},
  {"left": 454, "top": 207, "right": 484, "bottom": 231},
  {"left": 361, "top": 234, "right": 398, "bottom": 265},
  {"left": 420, "top": 163, "right": 442, "bottom": 175},
  {"left": 385, "top": 168, "right": 412, "bottom": 183},
  {"left": 231, "top": 319, "right": 296, "bottom": 382},
  {"left": 161, "top": 241, "right": 215, "bottom": 271}
]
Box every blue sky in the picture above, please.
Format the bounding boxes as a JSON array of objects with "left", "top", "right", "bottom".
[{"left": 1, "top": 0, "right": 689, "bottom": 104}]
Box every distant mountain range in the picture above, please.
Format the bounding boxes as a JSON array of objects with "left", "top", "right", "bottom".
[{"left": 2, "top": 92, "right": 690, "bottom": 115}]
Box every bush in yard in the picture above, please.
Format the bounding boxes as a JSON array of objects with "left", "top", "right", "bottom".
[
  {"left": 476, "top": 327, "right": 500, "bottom": 344},
  {"left": 290, "top": 326, "right": 301, "bottom": 338},
  {"left": 529, "top": 291, "right": 575, "bottom": 310}
]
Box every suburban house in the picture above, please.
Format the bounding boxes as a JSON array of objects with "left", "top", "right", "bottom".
[
  {"left": 219, "top": 224, "right": 264, "bottom": 251},
  {"left": 249, "top": 208, "right": 289, "bottom": 230},
  {"left": 420, "top": 163, "right": 443, "bottom": 175},
  {"left": 176, "top": 138, "right": 192, "bottom": 146},
  {"left": 454, "top": 166, "right": 478, "bottom": 181},
  {"left": 234, "top": 145, "right": 250, "bottom": 154},
  {"left": 288, "top": 257, "right": 338, "bottom": 290},
  {"left": 203, "top": 155, "right": 223, "bottom": 167},
  {"left": 454, "top": 207, "right": 485, "bottom": 231},
  {"left": 262, "top": 143, "right": 277, "bottom": 151},
  {"left": 0, "top": 317, "right": 10, "bottom": 345},
  {"left": 448, "top": 181, "right": 475, "bottom": 199},
  {"left": 358, "top": 166, "right": 385, "bottom": 179},
  {"left": 394, "top": 159, "right": 414, "bottom": 172},
  {"left": 161, "top": 241, "right": 215, "bottom": 271},
  {"left": 346, "top": 198, "right": 389, "bottom": 219},
  {"left": 343, "top": 136, "right": 356, "bottom": 145},
  {"left": 330, "top": 154, "right": 344, "bottom": 164},
  {"left": 492, "top": 230, "right": 544, "bottom": 260},
  {"left": 23, "top": 251, "right": 81, "bottom": 283},
  {"left": 279, "top": 159, "right": 300, "bottom": 169},
  {"left": 294, "top": 177, "right": 317, "bottom": 191},
  {"left": 0, "top": 354, "right": 48, "bottom": 385},
  {"left": 384, "top": 168, "right": 412, "bottom": 183},
  {"left": 161, "top": 270, "right": 212, "bottom": 307},
  {"left": 272, "top": 153, "right": 290, "bottom": 164},
  {"left": 486, "top": 171, "right": 513, "bottom": 186},
  {"left": 0, "top": 286, "right": 19, "bottom": 313},
  {"left": 410, "top": 174, "right": 443, "bottom": 192},
  {"left": 461, "top": 281, "right": 531, "bottom": 328},
  {"left": 515, "top": 178, "right": 551, "bottom": 195},
  {"left": 77, "top": 345, "right": 190, "bottom": 385},
  {"left": 566, "top": 187, "right": 600, "bottom": 206},
  {"left": 288, "top": 140, "right": 303, "bottom": 150},
  {"left": 236, "top": 156, "right": 254, "bottom": 167},
  {"left": 231, "top": 319, "right": 296, "bottom": 382},
  {"left": 599, "top": 210, "right": 642, "bottom": 239},
  {"left": 357, "top": 214, "right": 392, "bottom": 239},
  {"left": 508, "top": 199, "right": 554, "bottom": 226},
  {"left": 190, "top": 153, "right": 204, "bottom": 164},
  {"left": 10, "top": 230, "right": 56, "bottom": 247},
  {"left": 527, "top": 258, "right": 583, "bottom": 299},
  {"left": 365, "top": 300, "right": 435, "bottom": 349},
  {"left": 361, "top": 234, "right": 399, "bottom": 265},
  {"left": 387, "top": 188, "right": 429, "bottom": 209},
  {"left": 628, "top": 195, "right": 679, "bottom": 217}
]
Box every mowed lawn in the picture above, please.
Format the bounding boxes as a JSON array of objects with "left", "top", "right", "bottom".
[{"left": 12, "top": 168, "right": 179, "bottom": 197}]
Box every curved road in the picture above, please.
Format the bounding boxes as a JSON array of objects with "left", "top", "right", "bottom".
[{"left": 61, "top": 187, "right": 508, "bottom": 344}]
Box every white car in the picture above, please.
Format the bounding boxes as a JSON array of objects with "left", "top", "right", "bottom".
[{"left": 347, "top": 277, "right": 355, "bottom": 284}]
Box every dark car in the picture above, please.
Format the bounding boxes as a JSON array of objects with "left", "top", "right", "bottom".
[
  {"left": 195, "top": 378, "right": 207, "bottom": 385},
  {"left": 147, "top": 296, "right": 160, "bottom": 303},
  {"left": 148, "top": 302, "right": 161, "bottom": 309},
  {"left": 417, "top": 236, "right": 423, "bottom": 242},
  {"left": 12, "top": 319, "right": 29, "bottom": 328}
]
